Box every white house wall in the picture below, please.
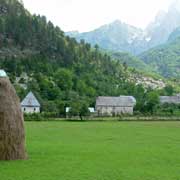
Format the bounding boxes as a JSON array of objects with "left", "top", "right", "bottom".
[{"left": 21, "top": 107, "right": 40, "bottom": 114}]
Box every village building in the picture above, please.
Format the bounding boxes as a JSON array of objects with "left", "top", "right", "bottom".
[
  {"left": 21, "top": 92, "right": 40, "bottom": 113},
  {"left": 160, "top": 94, "right": 180, "bottom": 105},
  {"left": 66, "top": 107, "right": 95, "bottom": 114},
  {"left": 96, "top": 96, "right": 136, "bottom": 116}
]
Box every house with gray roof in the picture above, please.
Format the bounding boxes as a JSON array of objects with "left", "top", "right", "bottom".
[
  {"left": 160, "top": 94, "right": 180, "bottom": 105},
  {"left": 21, "top": 92, "right": 40, "bottom": 113},
  {"left": 96, "top": 96, "right": 136, "bottom": 116}
]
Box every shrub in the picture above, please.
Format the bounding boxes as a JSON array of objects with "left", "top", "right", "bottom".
[{"left": 24, "top": 113, "right": 49, "bottom": 121}]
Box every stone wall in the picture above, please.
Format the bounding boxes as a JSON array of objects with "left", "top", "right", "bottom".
[{"left": 96, "top": 106, "right": 133, "bottom": 116}]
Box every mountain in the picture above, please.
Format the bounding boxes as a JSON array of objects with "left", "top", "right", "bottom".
[
  {"left": 67, "top": 20, "right": 148, "bottom": 55},
  {"left": 168, "top": 27, "right": 180, "bottom": 42},
  {"left": 67, "top": 0, "right": 180, "bottom": 55},
  {"left": 0, "top": 0, "right": 166, "bottom": 114},
  {"left": 145, "top": 1, "right": 180, "bottom": 48},
  {"left": 139, "top": 36, "right": 180, "bottom": 78},
  {"left": 67, "top": 20, "right": 145, "bottom": 54}
]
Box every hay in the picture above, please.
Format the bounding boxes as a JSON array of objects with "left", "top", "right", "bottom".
[{"left": 0, "top": 77, "right": 27, "bottom": 160}]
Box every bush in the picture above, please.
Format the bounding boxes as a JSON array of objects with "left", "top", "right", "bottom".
[
  {"left": 24, "top": 113, "right": 50, "bottom": 121},
  {"left": 68, "top": 101, "right": 90, "bottom": 120}
]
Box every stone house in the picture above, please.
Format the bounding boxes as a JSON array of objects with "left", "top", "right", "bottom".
[
  {"left": 21, "top": 92, "right": 40, "bottom": 113},
  {"left": 160, "top": 94, "right": 180, "bottom": 105},
  {"left": 96, "top": 96, "right": 136, "bottom": 116}
]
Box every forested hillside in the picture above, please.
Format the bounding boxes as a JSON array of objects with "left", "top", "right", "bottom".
[
  {"left": 110, "top": 52, "right": 152, "bottom": 73},
  {"left": 0, "top": 0, "right": 144, "bottom": 114},
  {"left": 139, "top": 36, "right": 180, "bottom": 78},
  {"left": 0, "top": 0, "right": 177, "bottom": 116}
]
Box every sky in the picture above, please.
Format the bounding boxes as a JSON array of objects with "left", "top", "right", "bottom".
[{"left": 22, "top": 0, "right": 174, "bottom": 32}]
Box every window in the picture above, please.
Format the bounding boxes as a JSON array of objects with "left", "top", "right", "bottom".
[
  {"left": 24, "top": 108, "right": 26, "bottom": 112},
  {"left": 34, "top": 108, "right": 36, "bottom": 112}
]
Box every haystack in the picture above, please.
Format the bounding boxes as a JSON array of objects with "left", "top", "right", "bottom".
[{"left": 0, "top": 70, "right": 27, "bottom": 160}]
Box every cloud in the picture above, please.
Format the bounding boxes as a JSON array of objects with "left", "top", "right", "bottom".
[{"left": 23, "top": 0, "right": 173, "bottom": 32}]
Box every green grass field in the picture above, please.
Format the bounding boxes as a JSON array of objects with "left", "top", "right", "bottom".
[{"left": 1, "top": 121, "right": 180, "bottom": 180}]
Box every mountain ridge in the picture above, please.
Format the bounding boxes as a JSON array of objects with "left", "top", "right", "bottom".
[
  {"left": 67, "top": 0, "right": 180, "bottom": 55},
  {"left": 0, "top": 0, "right": 168, "bottom": 114},
  {"left": 139, "top": 36, "right": 180, "bottom": 78}
]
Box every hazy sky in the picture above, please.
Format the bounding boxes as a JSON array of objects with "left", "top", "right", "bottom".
[{"left": 23, "top": 0, "right": 174, "bottom": 32}]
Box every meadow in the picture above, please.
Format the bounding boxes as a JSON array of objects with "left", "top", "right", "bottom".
[{"left": 1, "top": 121, "right": 180, "bottom": 180}]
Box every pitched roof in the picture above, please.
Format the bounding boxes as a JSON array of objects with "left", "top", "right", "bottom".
[
  {"left": 21, "top": 92, "right": 40, "bottom": 107},
  {"left": 96, "top": 96, "right": 136, "bottom": 107},
  {"left": 160, "top": 95, "right": 180, "bottom": 104},
  {"left": 0, "top": 69, "right": 7, "bottom": 77}
]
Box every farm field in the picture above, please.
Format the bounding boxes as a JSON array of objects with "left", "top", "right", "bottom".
[{"left": 1, "top": 121, "right": 180, "bottom": 180}]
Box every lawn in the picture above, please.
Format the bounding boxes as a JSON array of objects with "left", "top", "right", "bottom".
[{"left": 1, "top": 121, "right": 180, "bottom": 180}]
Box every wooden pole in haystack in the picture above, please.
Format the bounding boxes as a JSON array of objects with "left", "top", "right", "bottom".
[{"left": 0, "top": 70, "right": 27, "bottom": 160}]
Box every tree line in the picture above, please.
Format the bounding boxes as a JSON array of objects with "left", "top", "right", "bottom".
[{"left": 0, "top": 0, "right": 179, "bottom": 117}]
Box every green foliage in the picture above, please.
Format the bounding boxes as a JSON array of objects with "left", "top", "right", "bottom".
[
  {"left": 157, "top": 103, "right": 180, "bottom": 116},
  {"left": 54, "top": 68, "right": 73, "bottom": 91},
  {"left": 80, "top": 103, "right": 91, "bottom": 117},
  {"left": 0, "top": 0, "right": 142, "bottom": 115},
  {"left": 24, "top": 113, "right": 45, "bottom": 121},
  {"left": 0, "top": 0, "right": 178, "bottom": 116},
  {"left": 111, "top": 52, "right": 152, "bottom": 73},
  {"left": 68, "top": 102, "right": 82, "bottom": 117},
  {"left": 145, "top": 91, "right": 160, "bottom": 114},
  {"left": 164, "top": 85, "right": 174, "bottom": 96},
  {"left": 139, "top": 38, "right": 180, "bottom": 78},
  {"left": 69, "top": 100, "right": 90, "bottom": 120},
  {"left": 13, "top": 84, "right": 27, "bottom": 100},
  {"left": 24, "top": 112, "right": 60, "bottom": 121}
]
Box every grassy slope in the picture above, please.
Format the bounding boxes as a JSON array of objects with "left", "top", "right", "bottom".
[
  {"left": 1, "top": 121, "right": 180, "bottom": 180},
  {"left": 106, "top": 51, "right": 165, "bottom": 81}
]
